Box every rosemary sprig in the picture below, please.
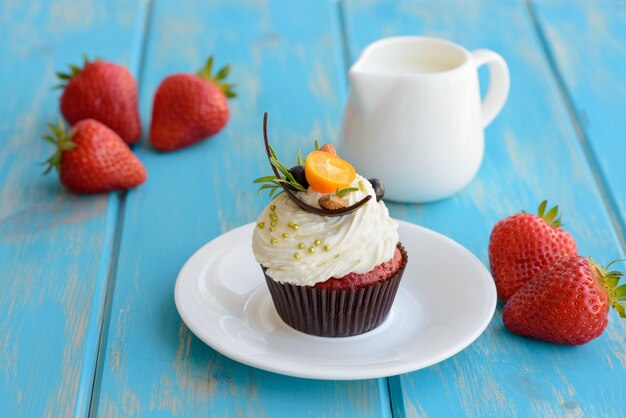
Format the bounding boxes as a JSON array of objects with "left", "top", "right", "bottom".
[
  {"left": 259, "top": 112, "right": 372, "bottom": 216},
  {"left": 254, "top": 145, "right": 306, "bottom": 197}
]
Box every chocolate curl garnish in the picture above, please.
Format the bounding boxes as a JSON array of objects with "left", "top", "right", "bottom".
[{"left": 263, "top": 112, "right": 371, "bottom": 217}]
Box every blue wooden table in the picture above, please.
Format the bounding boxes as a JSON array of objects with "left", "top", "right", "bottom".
[{"left": 2, "top": 0, "right": 625, "bottom": 416}]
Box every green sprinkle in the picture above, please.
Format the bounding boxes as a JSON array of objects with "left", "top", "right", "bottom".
[
  {"left": 314, "top": 239, "right": 321, "bottom": 246},
  {"left": 282, "top": 233, "right": 290, "bottom": 238},
  {"left": 294, "top": 252, "right": 301, "bottom": 259},
  {"left": 323, "top": 245, "right": 330, "bottom": 252},
  {"left": 270, "top": 205, "right": 276, "bottom": 212},
  {"left": 269, "top": 226, "right": 276, "bottom": 232},
  {"left": 291, "top": 224, "right": 299, "bottom": 230},
  {"left": 257, "top": 222, "right": 265, "bottom": 229},
  {"left": 358, "top": 180, "right": 365, "bottom": 192},
  {"left": 270, "top": 238, "right": 278, "bottom": 244},
  {"left": 308, "top": 247, "right": 316, "bottom": 254},
  {"left": 270, "top": 220, "right": 277, "bottom": 227},
  {"left": 269, "top": 213, "right": 277, "bottom": 221},
  {"left": 298, "top": 243, "right": 305, "bottom": 249}
]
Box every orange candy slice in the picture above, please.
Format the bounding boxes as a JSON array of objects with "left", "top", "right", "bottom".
[{"left": 305, "top": 151, "right": 356, "bottom": 193}]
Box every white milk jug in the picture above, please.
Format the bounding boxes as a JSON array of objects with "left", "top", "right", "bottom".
[{"left": 340, "top": 36, "right": 510, "bottom": 202}]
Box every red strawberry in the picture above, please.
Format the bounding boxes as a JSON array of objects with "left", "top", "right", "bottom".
[
  {"left": 43, "top": 119, "right": 146, "bottom": 193},
  {"left": 58, "top": 57, "right": 141, "bottom": 145},
  {"left": 489, "top": 201, "right": 577, "bottom": 301},
  {"left": 503, "top": 256, "right": 626, "bottom": 345},
  {"left": 150, "top": 56, "right": 236, "bottom": 152}
]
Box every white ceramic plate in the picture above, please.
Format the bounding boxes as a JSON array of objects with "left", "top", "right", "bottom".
[{"left": 175, "top": 221, "right": 497, "bottom": 380}]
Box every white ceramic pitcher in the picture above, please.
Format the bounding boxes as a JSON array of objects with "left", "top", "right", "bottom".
[{"left": 339, "top": 36, "right": 510, "bottom": 203}]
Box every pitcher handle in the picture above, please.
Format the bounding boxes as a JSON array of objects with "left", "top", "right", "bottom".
[{"left": 471, "top": 49, "right": 510, "bottom": 128}]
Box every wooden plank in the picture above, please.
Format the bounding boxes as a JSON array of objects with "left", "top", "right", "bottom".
[
  {"left": 0, "top": 1, "right": 148, "bottom": 417},
  {"left": 93, "top": 1, "right": 392, "bottom": 417},
  {"left": 342, "top": 0, "right": 626, "bottom": 416},
  {"left": 530, "top": 0, "right": 626, "bottom": 248}
]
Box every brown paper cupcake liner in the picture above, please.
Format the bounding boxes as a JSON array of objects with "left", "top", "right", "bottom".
[{"left": 262, "top": 244, "right": 408, "bottom": 337}]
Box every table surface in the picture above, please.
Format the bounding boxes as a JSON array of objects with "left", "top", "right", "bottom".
[{"left": 2, "top": 0, "right": 626, "bottom": 417}]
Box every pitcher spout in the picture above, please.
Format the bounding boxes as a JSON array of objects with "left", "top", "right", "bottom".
[{"left": 347, "top": 64, "right": 395, "bottom": 116}]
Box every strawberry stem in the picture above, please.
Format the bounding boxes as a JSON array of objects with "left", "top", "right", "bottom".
[
  {"left": 589, "top": 258, "right": 626, "bottom": 318},
  {"left": 536, "top": 200, "right": 564, "bottom": 228},
  {"left": 42, "top": 119, "right": 77, "bottom": 175},
  {"left": 55, "top": 55, "right": 100, "bottom": 89},
  {"left": 196, "top": 55, "right": 237, "bottom": 99}
]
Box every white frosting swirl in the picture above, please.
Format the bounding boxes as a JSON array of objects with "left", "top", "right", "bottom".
[{"left": 252, "top": 175, "right": 399, "bottom": 286}]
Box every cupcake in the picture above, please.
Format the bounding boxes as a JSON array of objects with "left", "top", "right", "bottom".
[{"left": 252, "top": 113, "right": 408, "bottom": 337}]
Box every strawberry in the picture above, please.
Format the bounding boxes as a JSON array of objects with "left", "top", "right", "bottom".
[
  {"left": 503, "top": 256, "right": 626, "bottom": 345},
  {"left": 150, "top": 56, "right": 236, "bottom": 152},
  {"left": 43, "top": 119, "right": 146, "bottom": 193},
  {"left": 58, "top": 57, "right": 141, "bottom": 145},
  {"left": 489, "top": 201, "right": 577, "bottom": 301}
]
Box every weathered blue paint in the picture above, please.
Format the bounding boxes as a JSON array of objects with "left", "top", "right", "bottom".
[
  {"left": 342, "top": 0, "right": 626, "bottom": 416},
  {"left": 0, "top": 1, "right": 148, "bottom": 417},
  {"left": 2, "top": 0, "right": 626, "bottom": 417},
  {"left": 531, "top": 0, "right": 626, "bottom": 249}
]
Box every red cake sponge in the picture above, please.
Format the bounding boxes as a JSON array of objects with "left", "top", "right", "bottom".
[{"left": 315, "top": 247, "right": 403, "bottom": 290}]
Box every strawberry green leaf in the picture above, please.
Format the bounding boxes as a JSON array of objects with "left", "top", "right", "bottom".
[
  {"left": 48, "top": 123, "right": 60, "bottom": 136},
  {"left": 552, "top": 216, "right": 563, "bottom": 228},
  {"left": 544, "top": 205, "right": 559, "bottom": 223},
  {"left": 215, "top": 65, "right": 230, "bottom": 80},
  {"left": 537, "top": 200, "right": 547, "bottom": 217},
  {"left": 59, "top": 141, "right": 77, "bottom": 151},
  {"left": 536, "top": 200, "right": 565, "bottom": 228},
  {"left": 606, "top": 275, "right": 620, "bottom": 289},
  {"left": 55, "top": 57, "right": 94, "bottom": 88},
  {"left": 221, "top": 83, "right": 237, "bottom": 98},
  {"left": 605, "top": 259, "right": 626, "bottom": 270},
  {"left": 42, "top": 119, "right": 76, "bottom": 176},
  {"left": 196, "top": 56, "right": 237, "bottom": 99},
  {"left": 594, "top": 259, "right": 626, "bottom": 316},
  {"left": 614, "top": 284, "right": 626, "bottom": 300},
  {"left": 198, "top": 56, "right": 214, "bottom": 78}
]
